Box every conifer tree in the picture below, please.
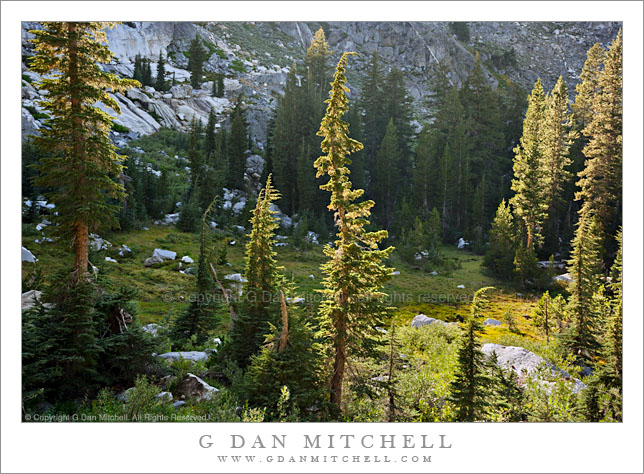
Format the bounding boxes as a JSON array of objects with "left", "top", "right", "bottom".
[
  {"left": 562, "top": 215, "right": 603, "bottom": 363},
  {"left": 187, "top": 37, "right": 207, "bottom": 89},
  {"left": 543, "top": 76, "right": 574, "bottom": 210},
  {"left": 383, "top": 68, "right": 415, "bottom": 183},
  {"left": 133, "top": 54, "right": 143, "bottom": 83},
  {"left": 314, "top": 53, "right": 394, "bottom": 411},
  {"left": 271, "top": 62, "right": 299, "bottom": 213},
  {"left": 296, "top": 140, "right": 316, "bottom": 212},
  {"left": 245, "top": 307, "right": 326, "bottom": 420},
  {"left": 171, "top": 199, "right": 220, "bottom": 344},
  {"left": 373, "top": 118, "right": 401, "bottom": 228},
  {"left": 227, "top": 99, "right": 248, "bottom": 190},
  {"left": 484, "top": 199, "right": 516, "bottom": 279},
  {"left": 488, "top": 352, "right": 525, "bottom": 422},
  {"left": 30, "top": 22, "right": 138, "bottom": 283},
  {"left": 510, "top": 78, "right": 548, "bottom": 250},
  {"left": 229, "top": 176, "right": 284, "bottom": 367},
  {"left": 449, "top": 287, "right": 494, "bottom": 421},
  {"left": 542, "top": 76, "right": 575, "bottom": 254},
  {"left": 305, "top": 27, "right": 332, "bottom": 107},
  {"left": 155, "top": 52, "right": 167, "bottom": 91},
  {"left": 532, "top": 291, "right": 555, "bottom": 343},
  {"left": 204, "top": 109, "right": 217, "bottom": 161},
  {"left": 571, "top": 43, "right": 605, "bottom": 132},
  {"left": 576, "top": 30, "right": 622, "bottom": 250},
  {"left": 600, "top": 228, "right": 622, "bottom": 388},
  {"left": 362, "top": 51, "right": 386, "bottom": 174},
  {"left": 141, "top": 57, "right": 152, "bottom": 87}
]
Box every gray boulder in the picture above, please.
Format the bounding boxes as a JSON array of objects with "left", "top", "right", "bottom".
[
  {"left": 22, "top": 290, "right": 47, "bottom": 311},
  {"left": 156, "top": 391, "right": 173, "bottom": 402},
  {"left": 176, "top": 373, "right": 219, "bottom": 402},
  {"left": 22, "top": 246, "right": 37, "bottom": 263},
  {"left": 224, "top": 273, "right": 247, "bottom": 283},
  {"left": 153, "top": 248, "right": 176, "bottom": 260},
  {"left": 142, "top": 323, "right": 161, "bottom": 337},
  {"left": 483, "top": 318, "right": 502, "bottom": 326},
  {"left": 553, "top": 273, "right": 574, "bottom": 284},
  {"left": 411, "top": 314, "right": 448, "bottom": 328},
  {"left": 117, "top": 387, "right": 135, "bottom": 403}
]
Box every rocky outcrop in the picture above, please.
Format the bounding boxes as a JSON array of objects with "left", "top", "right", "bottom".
[
  {"left": 482, "top": 343, "right": 586, "bottom": 393},
  {"left": 22, "top": 246, "right": 37, "bottom": 263}
]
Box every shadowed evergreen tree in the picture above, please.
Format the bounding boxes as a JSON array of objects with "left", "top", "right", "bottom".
[
  {"left": 562, "top": 215, "right": 603, "bottom": 363},
  {"left": 296, "top": 139, "right": 316, "bottom": 212},
  {"left": 576, "top": 30, "right": 622, "bottom": 258},
  {"left": 227, "top": 98, "right": 248, "bottom": 189},
  {"left": 314, "top": 53, "right": 394, "bottom": 411},
  {"left": 373, "top": 118, "right": 401, "bottom": 228},
  {"left": 600, "top": 228, "right": 622, "bottom": 388},
  {"left": 229, "top": 176, "right": 284, "bottom": 368},
  {"left": 30, "top": 22, "right": 138, "bottom": 283},
  {"left": 510, "top": 78, "right": 548, "bottom": 251},
  {"left": 133, "top": 54, "right": 143, "bottom": 83},
  {"left": 383, "top": 68, "right": 415, "bottom": 185},
  {"left": 155, "top": 53, "right": 167, "bottom": 91},
  {"left": 171, "top": 198, "right": 220, "bottom": 344},
  {"left": 362, "top": 51, "right": 386, "bottom": 179},
  {"left": 245, "top": 305, "right": 326, "bottom": 420},
  {"left": 542, "top": 76, "right": 575, "bottom": 254},
  {"left": 449, "top": 287, "right": 494, "bottom": 421},
  {"left": 187, "top": 37, "right": 207, "bottom": 89},
  {"left": 531, "top": 291, "right": 556, "bottom": 343},
  {"left": 489, "top": 352, "right": 525, "bottom": 422},
  {"left": 484, "top": 199, "right": 517, "bottom": 280},
  {"left": 141, "top": 57, "right": 152, "bottom": 87}
]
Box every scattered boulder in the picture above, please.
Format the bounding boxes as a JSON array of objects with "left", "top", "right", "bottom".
[
  {"left": 156, "top": 391, "right": 173, "bottom": 402},
  {"left": 286, "top": 297, "right": 305, "bottom": 305},
  {"left": 117, "top": 387, "right": 135, "bottom": 403},
  {"left": 457, "top": 237, "right": 469, "bottom": 249},
  {"left": 224, "top": 273, "right": 247, "bottom": 283},
  {"left": 232, "top": 200, "right": 246, "bottom": 215},
  {"left": 22, "top": 290, "right": 46, "bottom": 311},
  {"left": 155, "top": 213, "right": 180, "bottom": 226},
  {"left": 553, "top": 273, "right": 574, "bottom": 284},
  {"left": 169, "top": 84, "right": 192, "bottom": 99},
  {"left": 483, "top": 318, "right": 502, "bottom": 326},
  {"left": 306, "top": 231, "right": 319, "bottom": 245},
  {"left": 158, "top": 351, "right": 209, "bottom": 363},
  {"left": 22, "top": 246, "right": 37, "bottom": 263},
  {"left": 172, "top": 401, "right": 186, "bottom": 409},
  {"left": 153, "top": 248, "right": 177, "bottom": 261},
  {"left": 142, "top": 323, "right": 161, "bottom": 337},
  {"left": 308, "top": 274, "right": 315, "bottom": 279},
  {"left": 457, "top": 284, "right": 465, "bottom": 289},
  {"left": 176, "top": 373, "right": 219, "bottom": 402},
  {"left": 181, "top": 255, "right": 194, "bottom": 264},
  {"left": 430, "top": 271, "right": 439, "bottom": 276},
  {"left": 411, "top": 314, "right": 448, "bottom": 328},
  {"left": 90, "top": 233, "right": 112, "bottom": 251},
  {"left": 118, "top": 244, "right": 132, "bottom": 257},
  {"left": 105, "top": 256, "right": 118, "bottom": 263},
  {"left": 391, "top": 270, "right": 401, "bottom": 276}
]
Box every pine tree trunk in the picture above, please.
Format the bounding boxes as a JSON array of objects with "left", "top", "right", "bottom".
[
  {"left": 73, "top": 222, "right": 90, "bottom": 282},
  {"left": 330, "top": 306, "right": 346, "bottom": 408}
]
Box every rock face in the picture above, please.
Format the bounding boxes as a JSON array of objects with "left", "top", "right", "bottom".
[
  {"left": 482, "top": 343, "right": 586, "bottom": 393},
  {"left": 553, "top": 273, "right": 574, "bottom": 284},
  {"left": 411, "top": 314, "right": 449, "bottom": 328},
  {"left": 177, "top": 373, "right": 219, "bottom": 401},
  {"left": 22, "top": 21, "right": 618, "bottom": 144}
]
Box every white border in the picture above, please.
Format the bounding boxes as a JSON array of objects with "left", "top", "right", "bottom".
[{"left": 2, "top": 2, "right": 642, "bottom": 473}]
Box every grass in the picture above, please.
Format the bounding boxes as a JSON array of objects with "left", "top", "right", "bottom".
[{"left": 22, "top": 222, "right": 544, "bottom": 341}]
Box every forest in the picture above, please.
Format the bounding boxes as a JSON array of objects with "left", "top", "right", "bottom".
[{"left": 21, "top": 22, "right": 622, "bottom": 422}]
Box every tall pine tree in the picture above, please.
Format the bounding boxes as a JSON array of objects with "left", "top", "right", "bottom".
[
  {"left": 315, "top": 53, "right": 394, "bottom": 411},
  {"left": 31, "top": 22, "right": 138, "bottom": 283}
]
